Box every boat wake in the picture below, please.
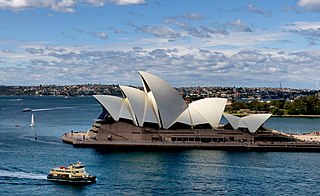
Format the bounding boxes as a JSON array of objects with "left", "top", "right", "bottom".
[
  {"left": 0, "top": 170, "right": 47, "bottom": 180},
  {"left": 19, "top": 135, "right": 63, "bottom": 146},
  {"left": 32, "top": 106, "right": 77, "bottom": 112}
]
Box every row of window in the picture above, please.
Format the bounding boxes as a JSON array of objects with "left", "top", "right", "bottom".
[
  {"left": 171, "top": 137, "right": 224, "bottom": 143},
  {"left": 52, "top": 170, "right": 81, "bottom": 173}
]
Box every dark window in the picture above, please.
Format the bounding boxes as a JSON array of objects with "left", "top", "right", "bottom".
[
  {"left": 143, "top": 122, "right": 160, "bottom": 129},
  {"left": 201, "top": 138, "right": 210, "bottom": 143}
]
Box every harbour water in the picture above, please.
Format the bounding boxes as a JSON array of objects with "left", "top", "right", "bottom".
[{"left": 1, "top": 96, "right": 320, "bottom": 195}]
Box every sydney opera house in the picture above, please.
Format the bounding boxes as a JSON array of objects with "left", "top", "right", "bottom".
[{"left": 62, "top": 71, "right": 316, "bottom": 150}]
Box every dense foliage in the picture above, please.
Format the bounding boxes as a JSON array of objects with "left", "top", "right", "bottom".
[{"left": 226, "top": 95, "right": 320, "bottom": 115}]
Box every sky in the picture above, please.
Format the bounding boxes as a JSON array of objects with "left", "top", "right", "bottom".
[{"left": 1, "top": 0, "right": 320, "bottom": 89}]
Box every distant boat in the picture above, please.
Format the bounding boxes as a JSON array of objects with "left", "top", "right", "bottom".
[
  {"left": 30, "top": 113, "right": 35, "bottom": 127},
  {"left": 22, "top": 107, "right": 32, "bottom": 112}
]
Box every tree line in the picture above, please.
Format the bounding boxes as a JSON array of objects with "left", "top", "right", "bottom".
[{"left": 226, "top": 95, "right": 320, "bottom": 115}]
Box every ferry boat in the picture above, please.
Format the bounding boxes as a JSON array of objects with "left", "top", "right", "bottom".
[
  {"left": 22, "top": 107, "right": 32, "bottom": 112},
  {"left": 47, "top": 162, "right": 96, "bottom": 184}
]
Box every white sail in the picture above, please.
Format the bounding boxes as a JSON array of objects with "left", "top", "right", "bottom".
[{"left": 30, "top": 113, "right": 35, "bottom": 127}]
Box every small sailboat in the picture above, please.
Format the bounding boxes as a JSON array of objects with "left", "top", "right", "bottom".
[{"left": 30, "top": 113, "right": 35, "bottom": 127}]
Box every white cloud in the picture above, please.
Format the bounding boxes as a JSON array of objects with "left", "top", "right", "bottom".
[
  {"left": 248, "top": 4, "right": 272, "bottom": 17},
  {"left": 0, "top": 0, "right": 76, "bottom": 12},
  {"left": 86, "top": 0, "right": 145, "bottom": 6},
  {"left": 157, "top": 18, "right": 254, "bottom": 41},
  {"left": 1, "top": 42, "right": 319, "bottom": 88},
  {"left": 228, "top": 19, "right": 252, "bottom": 32},
  {"left": 298, "top": 0, "right": 320, "bottom": 11},
  {"left": 0, "top": 0, "right": 145, "bottom": 12},
  {"left": 163, "top": 18, "right": 229, "bottom": 38},
  {"left": 284, "top": 22, "right": 320, "bottom": 43},
  {"left": 90, "top": 32, "right": 108, "bottom": 39},
  {"left": 0, "top": 0, "right": 28, "bottom": 8},
  {"left": 283, "top": 5, "right": 303, "bottom": 14},
  {"left": 286, "top": 21, "right": 320, "bottom": 30},
  {"left": 86, "top": 0, "right": 105, "bottom": 6},
  {"left": 183, "top": 13, "right": 203, "bottom": 20},
  {"left": 113, "top": 0, "right": 145, "bottom": 5},
  {"left": 138, "top": 25, "right": 182, "bottom": 39}
]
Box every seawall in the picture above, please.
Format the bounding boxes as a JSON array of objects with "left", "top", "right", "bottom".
[{"left": 62, "top": 133, "right": 320, "bottom": 152}]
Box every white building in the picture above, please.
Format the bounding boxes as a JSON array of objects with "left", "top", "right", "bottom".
[{"left": 93, "top": 71, "right": 271, "bottom": 133}]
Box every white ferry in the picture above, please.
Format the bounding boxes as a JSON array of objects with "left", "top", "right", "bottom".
[{"left": 47, "top": 162, "right": 96, "bottom": 184}]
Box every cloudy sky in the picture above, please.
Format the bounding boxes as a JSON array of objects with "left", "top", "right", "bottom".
[{"left": 1, "top": 0, "right": 320, "bottom": 88}]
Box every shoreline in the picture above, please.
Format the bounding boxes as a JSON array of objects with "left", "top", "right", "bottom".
[
  {"left": 272, "top": 114, "right": 320, "bottom": 118},
  {"left": 231, "top": 114, "right": 320, "bottom": 118}
]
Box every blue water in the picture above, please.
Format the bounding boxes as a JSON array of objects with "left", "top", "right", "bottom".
[{"left": 1, "top": 96, "right": 320, "bottom": 195}]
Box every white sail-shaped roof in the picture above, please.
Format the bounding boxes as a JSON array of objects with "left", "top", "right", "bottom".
[
  {"left": 177, "top": 106, "right": 208, "bottom": 126},
  {"left": 120, "top": 85, "right": 146, "bottom": 126},
  {"left": 238, "top": 119, "right": 247, "bottom": 128},
  {"left": 177, "top": 98, "right": 227, "bottom": 128},
  {"left": 120, "top": 85, "right": 159, "bottom": 126},
  {"left": 223, "top": 113, "right": 272, "bottom": 133},
  {"left": 120, "top": 98, "right": 135, "bottom": 122},
  {"left": 144, "top": 92, "right": 160, "bottom": 124},
  {"left": 241, "top": 114, "right": 272, "bottom": 133},
  {"left": 93, "top": 95, "right": 134, "bottom": 122},
  {"left": 93, "top": 95, "right": 124, "bottom": 121},
  {"left": 177, "top": 108, "right": 192, "bottom": 125},
  {"left": 139, "top": 71, "right": 187, "bottom": 129},
  {"left": 189, "top": 106, "right": 208, "bottom": 125},
  {"left": 223, "top": 113, "right": 241, "bottom": 130},
  {"left": 190, "top": 98, "right": 227, "bottom": 128}
]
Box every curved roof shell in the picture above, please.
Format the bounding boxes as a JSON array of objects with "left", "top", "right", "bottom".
[
  {"left": 223, "top": 113, "right": 272, "bottom": 133},
  {"left": 241, "top": 114, "right": 272, "bottom": 133},
  {"left": 190, "top": 98, "right": 227, "bottom": 128},
  {"left": 177, "top": 98, "right": 227, "bottom": 128},
  {"left": 144, "top": 92, "right": 160, "bottom": 125},
  {"left": 120, "top": 85, "right": 159, "bottom": 127},
  {"left": 139, "top": 71, "right": 187, "bottom": 129},
  {"left": 93, "top": 95, "right": 124, "bottom": 121},
  {"left": 120, "top": 85, "right": 146, "bottom": 126},
  {"left": 120, "top": 98, "right": 135, "bottom": 123},
  {"left": 223, "top": 113, "right": 241, "bottom": 130}
]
